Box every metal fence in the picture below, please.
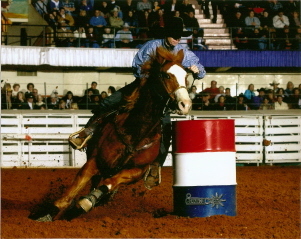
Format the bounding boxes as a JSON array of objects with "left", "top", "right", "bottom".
[{"left": 1, "top": 111, "right": 300, "bottom": 167}]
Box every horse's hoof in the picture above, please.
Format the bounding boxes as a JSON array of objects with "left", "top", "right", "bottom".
[
  {"left": 35, "top": 214, "right": 53, "bottom": 222},
  {"left": 77, "top": 197, "right": 94, "bottom": 212}
]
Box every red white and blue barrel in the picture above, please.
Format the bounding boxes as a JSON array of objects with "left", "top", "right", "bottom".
[{"left": 172, "top": 119, "right": 237, "bottom": 217}]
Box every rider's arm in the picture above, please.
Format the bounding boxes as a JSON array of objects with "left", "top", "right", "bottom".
[{"left": 182, "top": 49, "right": 206, "bottom": 79}]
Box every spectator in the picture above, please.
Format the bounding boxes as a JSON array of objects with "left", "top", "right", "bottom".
[
  {"left": 70, "top": 102, "right": 79, "bottom": 109},
  {"left": 245, "top": 10, "right": 261, "bottom": 34},
  {"left": 97, "top": 1, "right": 110, "bottom": 18},
  {"left": 287, "top": 88, "right": 301, "bottom": 109},
  {"left": 107, "top": 0, "right": 122, "bottom": 17},
  {"left": 260, "top": 10, "right": 273, "bottom": 29},
  {"left": 293, "top": 27, "right": 301, "bottom": 50},
  {"left": 274, "top": 95, "right": 289, "bottom": 110},
  {"left": 283, "top": 0, "right": 299, "bottom": 16},
  {"left": 202, "top": 80, "right": 219, "bottom": 102},
  {"left": 252, "top": 87, "right": 266, "bottom": 110},
  {"left": 284, "top": 81, "right": 294, "bottom": 98},
  {"left": 57, "top": 7, "right": 75, "bottom": 28},
  {"left": 47, "top": 94, "right": 60, "bottom": 109},
  {"left": 289, "top": 11, "right": 301, "bottom": 33},
  {"left": 35, "top": 0, "right": 48, "bottom": 15},
  {"left": 123, "top": 10, "right": 138, "bottom": 36},
  {"left": 73, "top": 26, "right": 87, "bottom": 46},
  {"left": 268, "top": 0, "right": 283, "bottom": 15},
  {"left": 48, "top": 89, "right": 61, "bottom": 103},
  {"left": 62, "top": 91, "right": 78, "bottom": 109},
  {"left": 25, "top": 83, "right": 34, "bottom": 98},
  {"left": 214, "top": 86, "right": 225, "bottom": 103},
  {"left": 228, "top": 11, "right": 245, "bottom": 30},
  {"left": 49, "top": 0, "right": 63, "bottom": 12},
  {"left": 224, "top": 87, "right": 235, "bottom": 110},
  {"left": 259, "top": 97, "right": 274, "bottom": 110},
  {"left": 115, "top": 23, "right": 134, "bottom": 48},
  {"left": 32, "top": 88, "right": 39, "bottom": 103},
  {"left": 79, "top": 89, "right": 94, "bottom": 109},
  {"left": 89, "top": 9, "right": 107, "bottom": 34},
  {"left": 236, "top": 93, "right": 248, "bottom": 110},
  {"left": 62, "top": 0, "right": 76, "bottom": 16},
  {"left": 1, "top": 87, "right": 13, "bottom": 109},
  {"left": 85, "top": 25, "right": 100, "bottom": 48},
  {"left": 187, "top": 85, "right": 197, "bottom": 100},
  {"left": 213, "top": 95, "right": 228, "bottom": 110},
  {"left": 108, "top": 86, "right": 116, "bottom": 96},
  {"left": 179, "top": 0, "right": 194, "bottom": 17},
  {"left": 20, "top": 93, "right": 37, "bottom": 110},
  {"left": 100, "top": 91, "right": 108, "bottom": 100},
  {"left": 85, "top": 81, "right": 100, "bottom": 95},
  {"left": 46, "top": 12, "right": 59, "bottom": 45},
  {"left": 109, "top": 8, "right": 124, "bottom": 28},
  {"left": 121, "top": 0, "right": 136, "bottom": 17},
  {"left": 248, "top": 28, "right": 267, "bottom": 50},
  {"left": 101, "top": 27, "right": 115, "bottom": 48},
  {"left": 266, "top": 89, "right": 275, "bottom": 104},
  {"left": 75, "top": 10, "right": 90, "bottom": 30},
  {"left": 137, "top": 0, "right": 152, "bottom": 12},
  {"left": 163, "top": 0, "right": 180, "bottom": 18},
  {"left": 244, "top": 83, "right": 255, "bottom": 102},
  {"left": 56, "top": 22, "right": 75, "bottom": 47},
  {"left": 200, "top": 0, "right": 219, "bottom": 23},
  {"left": 233, "top": 27, "right": 249, "bottom": 49},
  {"left": 273, "top": 10, "right": 290, "bottom": 30},
  {"left": 275, "top": 88, "right": 287, "bottom": 102},
  {"left": 183, "top": 11, "right": 202, "bottom": 37},
  {"left": 36, "top": 94, "right": 46, "bottom": 109},
  {"left": 278, "top": 27, "right": 294, "bottom": 50},
  {"left": 137, "top": 9, "right": 152, "bottom": 39},
  {"left": 12, "top": 83, "right": 21, "bottom": 98},
  {"left": 78, "top": 0, "right": 93, "bottom": 16},
  {"left": 270, "top": 80, "right": 280, "bottom": 94},
  {"left": 58, "top": 99, "right": 67, "bottom": 109},
  {"left": 192, "top": 92, "right": 212, "bottom": 110},
  {"left": 12, "top": 91, "right": 25, "bottom": 109}
]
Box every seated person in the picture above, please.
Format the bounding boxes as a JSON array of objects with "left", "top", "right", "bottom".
[
  {"left": 109, "top": 8, "right": 124, "bottom": 28},
  {"left": 115, "top": 23, "right": 134, "bottom": 48},
  {"left": 102, "top": 27, "right": 115, "bottom": 48},
  {"left": 85, "top": 26, "right": 101, "bottom": 48},
  {"left": 47, "top": 94, "right": 60, "bottom": 109},
  {"left": 56, "top": 22, "right": 75, "bottom": 47},
  {"left": 89, "top": 9, "right": 107, "bottom": 35},
  {"left": 20, "top": 94, "right": 38, "bottom": 110},
  {"left": 274, "top": 95, "right": 289, "bottom": 110},
  {"left": 192, "top": 92, "right": 212, "bottom": 111},
  {"left": 236, "top": 93, "right": 249, "bottom": 110}
]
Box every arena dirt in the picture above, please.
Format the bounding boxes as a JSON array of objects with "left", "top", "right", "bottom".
[{"left": 1, "top": 166, "right": 300, "bottom": 238}]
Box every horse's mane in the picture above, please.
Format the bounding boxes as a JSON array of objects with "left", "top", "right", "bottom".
[{"left": 123, "top": 47, "right": 183, "bottom": 111}]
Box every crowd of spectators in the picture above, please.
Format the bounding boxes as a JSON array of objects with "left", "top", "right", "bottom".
[
  {"left": 34, "top": 0, "right": 208, "bottom": 48},
  {"left": 30, "top": 0, "right": 301, "bottom": 50},
  {"left": 1, "top": 81, "right": 116, "bottom": 110},
  {"left": 189, "top": 80, "right": 301, "bottom": 111},
  {"left": 223, "top": 0, "right": 301, "bottom": 50},
  {"left": 2, "top": 80, "right": 301, "bottom": 111}
]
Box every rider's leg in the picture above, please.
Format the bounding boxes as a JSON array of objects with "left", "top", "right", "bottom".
[
  {"left": 144, "top": 114, "right": 172, "bottom": 189},
  {"left": 69, "top": 80, "right": 140, "bottom": 150}
]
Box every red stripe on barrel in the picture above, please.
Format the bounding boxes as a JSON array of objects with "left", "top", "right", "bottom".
[{"left": 172, "top": 119, "right": 235, "bottom": 153}]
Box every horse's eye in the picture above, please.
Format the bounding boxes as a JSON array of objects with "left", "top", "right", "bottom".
[{"left": 162, "top": 73, "right": 170, "bottom": 79}]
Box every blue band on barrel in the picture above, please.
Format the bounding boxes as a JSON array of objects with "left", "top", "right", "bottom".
[{"left": 173, "top": 185, "right": 237, "bottom": 217}]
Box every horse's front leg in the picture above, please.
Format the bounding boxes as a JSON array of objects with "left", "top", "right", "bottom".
[
  {"left": 78, "top": 167, "right": 147, "bottom": 212},
  {"left": 32, "top": 159, "right": 99, "bottom": 221}
]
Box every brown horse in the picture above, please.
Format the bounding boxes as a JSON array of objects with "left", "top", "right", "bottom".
[{"left": 30, "top": 47, "right": 192, "bottom": 221}]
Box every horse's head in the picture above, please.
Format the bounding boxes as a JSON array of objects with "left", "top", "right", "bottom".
[{"left": 150, "top": 47, "right": 192, "bottom": 115}]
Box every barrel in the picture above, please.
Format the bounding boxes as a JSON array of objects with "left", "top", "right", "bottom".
[{"left": 172, "top": 119, "right": 237, "bottom": 217}]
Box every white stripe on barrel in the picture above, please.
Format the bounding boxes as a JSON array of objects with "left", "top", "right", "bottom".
[{"left": 172, "top": 119, "right": 237, "bottom": 217}]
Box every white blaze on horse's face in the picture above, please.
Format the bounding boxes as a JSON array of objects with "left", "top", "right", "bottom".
[{"left": 167, "top": 64, "right": 192, "bottom": 115}]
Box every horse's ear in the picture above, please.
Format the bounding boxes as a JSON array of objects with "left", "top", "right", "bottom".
[{"left": 174, "top": 49, "right": 184, "bottom": 64}]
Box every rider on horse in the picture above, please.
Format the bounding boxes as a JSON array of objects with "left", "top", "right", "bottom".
[{"left": 69, "top": 17, "right": 206, "bottom": 189}]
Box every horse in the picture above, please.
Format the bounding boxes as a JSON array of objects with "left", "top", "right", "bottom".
[{"left": 29, "top": 47, "right": 192, "bottom": 221}]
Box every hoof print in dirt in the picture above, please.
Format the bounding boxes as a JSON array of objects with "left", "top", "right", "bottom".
[{"left": 152, "top": 208, "right": 169, "bottom": 218}]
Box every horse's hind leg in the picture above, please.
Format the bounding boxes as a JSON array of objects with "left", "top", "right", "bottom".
[{"left": 78, "top": 167, "right": 146, "bottom": 212}]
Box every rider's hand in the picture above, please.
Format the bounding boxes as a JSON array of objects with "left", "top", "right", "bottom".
[{"left": 188, "top": 65, "right": 201, "bottom": 80}]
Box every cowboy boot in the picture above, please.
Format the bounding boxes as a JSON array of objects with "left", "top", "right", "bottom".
[{"left": 68, "top": 120, "right": 99, "bottom": 150}]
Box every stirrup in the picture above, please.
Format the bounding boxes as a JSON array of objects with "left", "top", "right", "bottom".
[{"left": 68, "top": 128, "right": 92, "bottom": 151}]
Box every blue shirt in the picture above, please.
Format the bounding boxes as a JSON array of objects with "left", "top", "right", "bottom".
[
  {"left": 132, "top": 39, "right": 206, "bottom": 79},
  {"left": 89, "top": 16, "right": 107, "bottom": 27}
]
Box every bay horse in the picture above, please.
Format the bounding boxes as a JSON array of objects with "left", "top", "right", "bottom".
[{"left": 30, "top": 47, "right": 192, "bottom": 221}]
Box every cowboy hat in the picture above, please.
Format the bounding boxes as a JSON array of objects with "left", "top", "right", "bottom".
[
  {"left": 257, "top": 87, "right": 266, "bottom": 92},
  {"left": 164, "top": 17, "right": 192, "bottom": 39},
  {"left": 269, "top": 80, "right": 280, "bottom": 86}
]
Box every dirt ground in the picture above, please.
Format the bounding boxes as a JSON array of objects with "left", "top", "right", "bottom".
[{"left": 1, "top": 166, "right": 300, "bottom": 239}]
